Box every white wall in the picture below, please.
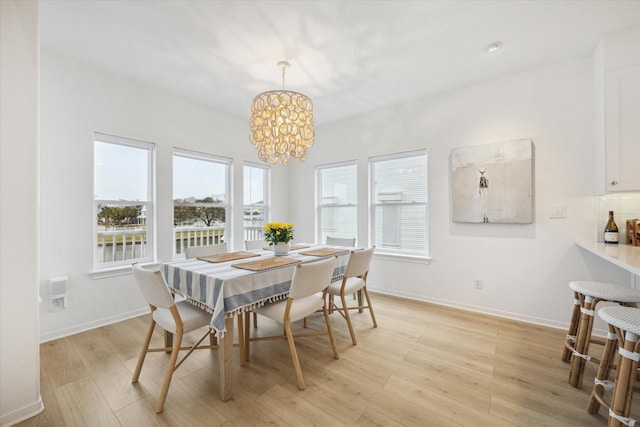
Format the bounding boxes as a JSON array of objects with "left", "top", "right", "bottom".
[
  {"left": 38, "top": 51, "right": 290, "bottom": 341},
  {"left": 290, "top": 57, "right": 631, "bottom": 329},
  {"left": 0, "top": 1, "right": 43, "bottom": 425}
]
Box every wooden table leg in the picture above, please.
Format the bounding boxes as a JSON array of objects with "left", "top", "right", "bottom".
[
  {"left": 219, "top": 316, "right": 234, "bottom": 401},
  {"left": 164, "top": 330, "right": 173, "bottom": 352}
]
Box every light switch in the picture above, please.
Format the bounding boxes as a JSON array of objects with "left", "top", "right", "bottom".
[{"left": 549, "top": 205, "right": 567, "bottom": 218}]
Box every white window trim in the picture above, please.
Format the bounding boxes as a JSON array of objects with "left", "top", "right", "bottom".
[
  {"left": 368, "top": 149, "right": 429, "bottom": 258},
  {"left": 243, "top": 161, "right": 271, "bottom": 220},
  {"left": 315, "top": 160, "right": 358, "bottom": 244},
  {"left": 173, "top": 147, "right": 233, "bottom": 257},
  {"left": 93, "top": 132, "right": 156, "bottom": 272}
]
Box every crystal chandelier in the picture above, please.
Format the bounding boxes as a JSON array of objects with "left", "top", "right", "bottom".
[{"left": 249, "top": 61, "right": 315, "bottom": 165}]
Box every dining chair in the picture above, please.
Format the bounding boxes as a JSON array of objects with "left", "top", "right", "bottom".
[
  {"left": 244, "top": 256, "right": 339, "bottom": 389},
  {"left": 244, "top": 239, "right": 265, "bottom": 251},
  {"left": 326, "top": 236, "right": 356, "bottom": 247},
  {"left": 184, "top": 242, "right": 228, "bottom": 259},
  {"left": 325, "top": 236, "right": 357, "bottom": 300},
  {"left": 131, "top": 263, "right": 216, "bottom": 413},
  {"left": 327, "top": 247, "right": 377, "bottom": 345}
]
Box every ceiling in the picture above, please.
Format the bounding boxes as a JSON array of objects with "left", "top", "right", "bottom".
[{"left": 40, "top": 1, "right": 640, "bottom": 125}]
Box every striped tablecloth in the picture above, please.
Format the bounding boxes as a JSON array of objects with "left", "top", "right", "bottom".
[{"left": 162, "top": 245, "right": 351, "bottom": 336}]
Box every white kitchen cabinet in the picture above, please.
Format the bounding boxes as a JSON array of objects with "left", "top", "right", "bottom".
[
  {"left": 605, "top": 64, "right": 640, "bottom": 192},
  {"left": 593, "top": 25, "right": 640, "bottom": 194}
]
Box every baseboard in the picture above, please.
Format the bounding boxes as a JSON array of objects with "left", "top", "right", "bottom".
[
  {"left": 39, "top": 307, "right": 148, "bottom": 343},
  {"left": 0, "top": 395, "right": 44, "bottom": 427},
  {"left": 367, "top": 287, "right": 570, "bottom": 330}
]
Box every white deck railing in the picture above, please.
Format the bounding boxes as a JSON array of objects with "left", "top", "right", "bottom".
[{"left": 96, "top": 225, "right": 265, "bottom": 263}]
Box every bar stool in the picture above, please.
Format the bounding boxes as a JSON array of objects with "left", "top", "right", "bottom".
[
  {"left": 562, "top": 281, "right": 640, "bottom": 388},
  {"left": 587, "top": 306, "right": 640, "bottom": 427}
]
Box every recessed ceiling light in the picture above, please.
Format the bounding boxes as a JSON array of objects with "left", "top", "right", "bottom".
[{"left": 485, "top": 41, "right": 503, "bottom": 54}]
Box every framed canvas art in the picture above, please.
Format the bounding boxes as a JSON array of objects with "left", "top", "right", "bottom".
[{"left": 451, "top": 138, "right": 534, "bottom": 224}]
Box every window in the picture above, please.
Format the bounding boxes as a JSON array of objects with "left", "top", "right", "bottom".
[
  {"left": 243, "top": 162, "right": 270, "bottom": 241},
  {"left": 370, "top": 150, "right": 428, "bottom": 257},
  {"left": 173, "top": 149, "right": 231, "bottom": 257},
  {"left": 317, "top": 161, "right": 358, "bottom": 244},
  {"left": 94, "top": 133, "right": 154, "bottom": 270}
]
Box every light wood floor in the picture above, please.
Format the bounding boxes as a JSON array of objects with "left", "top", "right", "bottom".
[{"left": 17, "top": 294, "right": 638, "bottom": 426}]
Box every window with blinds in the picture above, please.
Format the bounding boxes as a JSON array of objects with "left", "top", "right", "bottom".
[
  {"left": 370, "top": 150, "right": 428, "bottom": 257},
  {"left": 316, "top": 161, "right": 358, "bottom": 244}
]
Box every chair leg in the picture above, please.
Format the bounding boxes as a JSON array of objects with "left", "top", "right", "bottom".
[
  {"left": 362, "top": 286, "right": 377, "bottom": 328},
  {"left": 588, "top": 324, "right": 618, "bottom": 414},
  {"left": 323, "top": 305, "right": 339, "bottom": 359},
  {"left": 209, "top": 331, "right": 217, "bottom": 347},
  {"left": 341, "top": 293, "right": 358, "bottom": 345},
  {"left": 284, "top": 321, "right": 305, "bottom": 390},
  {"left": 253, "top": 312, "right": 258, "bottom": 328},
  {"left": 132, "top": 318, "right": 156, "bottom": 383},
  {"left": 562, "top": 293, "right": 581, "bottom": 362},
  {"left": 156, "top": 329, "right": 183, "bottom": 413},
  {"left": 608, "top": 332, "right": 640, "bottom": 427}
]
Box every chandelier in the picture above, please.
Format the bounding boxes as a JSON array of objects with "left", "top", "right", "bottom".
[{"left": 249, "top": 61, "right": 315, "bottom": 165}]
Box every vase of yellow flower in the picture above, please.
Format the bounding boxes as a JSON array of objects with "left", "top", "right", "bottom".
[{"left": 264, "top": 222, "right": 294, "bottom": 256}]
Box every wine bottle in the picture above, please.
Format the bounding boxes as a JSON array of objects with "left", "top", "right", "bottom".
[{"left": 604, "top": 210, "right": 619, "bottom": 244}]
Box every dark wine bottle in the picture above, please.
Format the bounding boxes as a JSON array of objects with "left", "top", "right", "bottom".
[{"left": 604, "top": 210, "right": 619, "bottom": 244}]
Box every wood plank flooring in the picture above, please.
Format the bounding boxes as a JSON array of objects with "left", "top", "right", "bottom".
[{"left": 17, "top": 294, "right": 637, "bottom": 426}]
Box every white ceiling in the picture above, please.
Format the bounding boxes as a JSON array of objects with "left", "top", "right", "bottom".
[{"left": 40, "top": 1, "right": 640, "bottom": 125}]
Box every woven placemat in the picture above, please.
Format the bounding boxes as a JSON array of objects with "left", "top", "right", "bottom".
[
  {"left": 198, "top": 251, "right": 260, "bottom": 263},
  {"left": 300, "top": 248, "right": 350, "bottom": 257},
  {"left": 231, "top": 257, "right": 301, "bottom": 272},
  {"left": 262, "top": 244, "right": 310, "bottom": 251}
]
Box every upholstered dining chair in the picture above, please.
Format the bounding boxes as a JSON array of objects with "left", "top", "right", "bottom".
[
  {"left": 327, "top": 247, "right": 377, "bottom": 345},
  {"left": 244, "top": 256, "right": 339, "bottom": 389},
  {"left": 326, "top": 236, "right": 356, "bottom": 247},
  {"left": 325, "top": 236, "right": 357, "bottom": 300},
  {"left": 131, "top": 263, "right": 216, "bottom": 413},
  {"left": 244, "top": 239, "right": 265, "bottom": 251},
  {"left": 184, "top": 242, "right": 228, "bottom": 259}
]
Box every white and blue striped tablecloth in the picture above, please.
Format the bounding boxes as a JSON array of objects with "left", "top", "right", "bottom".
[{"left": 161, "top": 245, "right": 351, "bottom": 336}]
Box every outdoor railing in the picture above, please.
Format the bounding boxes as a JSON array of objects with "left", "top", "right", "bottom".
[{"left": 96, "top": 224, "right": 265, "bottom": 264}]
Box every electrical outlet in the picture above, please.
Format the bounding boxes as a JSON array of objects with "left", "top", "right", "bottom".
[{"left": 474, "top": 279, "right": 483, "bottom": 290}]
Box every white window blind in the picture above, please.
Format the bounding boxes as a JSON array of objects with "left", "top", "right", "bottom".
[
  {"left": 317, "top": 162, "right": 358, "bottom": 244},
  {"left": 370, "top": 150, "right": 428, "bottom": 257}
]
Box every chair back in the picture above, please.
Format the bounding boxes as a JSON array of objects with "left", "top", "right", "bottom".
[
  {"left": 326, "top": 236, "right": 356, "bottom": 247},
  {"left": 185, "top": 243, "right": 228, "bottom": 259},
  {"left": 245, "top": 239, "right": 265, "bottom": 251},
  {"left": 132, "top": 263, "right": 175, "bottom": 309},
  {"left": 289, "top": 257, "right": 336, "bottom": 300},
  {"left": 344, "top": 247, "right": 374, "bottom": 278}
]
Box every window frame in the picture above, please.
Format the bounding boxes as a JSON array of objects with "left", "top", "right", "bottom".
[
  {"left": 369, "top": 149, "right": 429, "bottom": 259},
  {"left": 172, "top": 148, "right": 232, "bottom": 258},
  {"left": 93, "top": 132, "right": 156, "bottom": 272},
  {"left": 243, "top": 161, "right": 270, "bottom": 242},
  {"left": 315, "top": 160, "right": 358, "bottom": 245}
]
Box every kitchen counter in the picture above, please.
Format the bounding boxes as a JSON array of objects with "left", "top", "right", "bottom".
[{"left": 576, "top": 240, "right": 640, "bottom": 277}]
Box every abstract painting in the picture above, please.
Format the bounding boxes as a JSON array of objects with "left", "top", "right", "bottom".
[{"left": 451, "top": 138, "right": 533, "bottom": 224}]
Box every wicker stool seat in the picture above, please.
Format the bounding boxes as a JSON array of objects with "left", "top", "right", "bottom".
[
  {"left": 588, "top": 306, "right": 640, "bottom": 427},
  {"left": 562, "top": 281, "right": 640, "bottom": 388}
]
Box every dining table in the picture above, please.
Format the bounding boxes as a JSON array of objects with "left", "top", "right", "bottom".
[{"left": 161, "top": 244, "right": 353, "bottom": 401}]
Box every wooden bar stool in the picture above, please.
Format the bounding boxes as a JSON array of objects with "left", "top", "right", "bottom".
[
  {"left": 562, "top": 281, "right": 640, "bottom": 388},
  {"left": 587, "top": 306, "right": 640, "bottom": 427}
]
